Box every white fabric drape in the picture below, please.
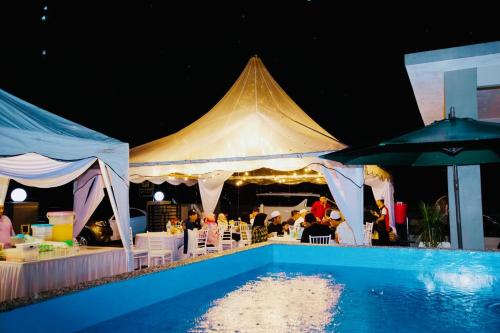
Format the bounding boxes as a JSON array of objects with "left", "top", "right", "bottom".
[
  {"left": 133, "top": 176, "right": 198, "bottom": 186},
  {"left": 198, "top": 171, "right": 233, "bottom": 215},
  {"left": 0, "top": 177, "right": 9, "bottom": 205},
  {"left": 99, "top": 161, "right": 132, "bottom": 271},
  {"left": 72, "top": 168, "right": 105, "bottom": 237},
  {"left": 0, "top": 153, "right": 96, "bottom": 188},
  {"left": 321, "top": 162, "right": 364, "bottom": 245},
  {"left": 365, "top": 177, "right": 396, "bottom": 231}
]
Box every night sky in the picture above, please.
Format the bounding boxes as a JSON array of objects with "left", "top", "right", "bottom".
[{"left": 1, "top": 1, "right": 499, "bottom": 217}]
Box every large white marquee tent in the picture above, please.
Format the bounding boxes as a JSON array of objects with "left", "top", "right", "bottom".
[
  {"left": 0, "top": 88, "right": 133, "bottom": 270},
  {"left": 130, "top": 56, "right": 395, "bottom": 244}
]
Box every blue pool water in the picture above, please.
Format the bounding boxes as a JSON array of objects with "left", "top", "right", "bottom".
[
  {"left": 77, "top": 262, "right": 500, "bottom": 333},
  {"left": 1, "top": 245, "right": 499, "bottom": 333}
]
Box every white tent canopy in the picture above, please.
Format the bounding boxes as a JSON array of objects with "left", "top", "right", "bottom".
[
  {"left": 0, "top": 88, "right": 133, "bottom": 270},
  {"left": 130, "top": 57, "right": 394, "bottom": 243}
]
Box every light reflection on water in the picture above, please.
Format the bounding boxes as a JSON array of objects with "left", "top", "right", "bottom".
[
  {"left": 78, "top": 263, "right": 500, "bottom": 333},
  {"left": 190, "top": 273, "right": 343, "bottom": 333}
]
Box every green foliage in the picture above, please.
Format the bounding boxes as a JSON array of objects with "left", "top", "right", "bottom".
[{"left": 418, "top": 201, "right": 445, "bottom": 247}]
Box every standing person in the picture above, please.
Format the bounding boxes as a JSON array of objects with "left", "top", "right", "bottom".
[
  {"left": 251, "top": 213, "right": 269, "bottom": 244},
  {"left": 183, "top": 209, "right": 201, "bottom": 254},
  {"left": 310, "top": 195, "right": 331, "bottom": 221},
  {"left": 0, "top": 204, "right": 14, "bottom": 248},
  {"left": 372, "top": 199, "right": 389, "bottom": 245},
  {"left": 374, "top": 199, "right": 390, "bottom": 232}
]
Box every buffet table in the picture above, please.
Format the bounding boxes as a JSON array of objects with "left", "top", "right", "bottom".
[
  {"left": 135, "top": 232, "right": 184, "bottom": 261},
  {"left": 0, "top": 246, "right": 126, "bottom": 302}
]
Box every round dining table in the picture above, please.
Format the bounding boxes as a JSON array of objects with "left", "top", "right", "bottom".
[{"left": 135, "top": 232, "right": 185, "bottom": 261}]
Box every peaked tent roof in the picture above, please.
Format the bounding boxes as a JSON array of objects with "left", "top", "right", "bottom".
[
  {"left": 0, "top": 88, "right": 129, "bottom": 179},
  {"left": 130, "top": 56, "right": 346, "bottom": 179}
]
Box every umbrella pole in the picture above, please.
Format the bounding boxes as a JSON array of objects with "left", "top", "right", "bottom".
[{"left": 453, "top": 165, "right": 463, "bottom": 249}]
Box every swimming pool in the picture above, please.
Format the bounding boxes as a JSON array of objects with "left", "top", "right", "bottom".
[{"left": 1, "top": 244, "right": 499, "bottom": 332}]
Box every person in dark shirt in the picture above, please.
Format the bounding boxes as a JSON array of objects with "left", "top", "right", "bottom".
[
  {"left": 251, "top": 213, "right": 269, "bottom": 244},
  {"left": 183, "top": 209, "right": 201, "bottom": 254},
  {"left": 301, "top": 213, "right": 334, "bottom": 243},
  {"left": 267, "top": 210, "right": 283, "bottom": 235}
]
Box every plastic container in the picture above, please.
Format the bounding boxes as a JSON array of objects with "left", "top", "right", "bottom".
[
  {"left": 47, "top": 211, "right": 75, "bottom": 242},
  {"left": 31, "top": 224, "right": 54, "bottom": 240},
  {"left": 12, "top": 242, "right": 40, "bottom": 262},
  {"left": 395, "top": 202, "right": 408, "bottom": 225}
]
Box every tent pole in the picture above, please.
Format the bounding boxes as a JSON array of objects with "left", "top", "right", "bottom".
[{"left": 453, "top": 165, "right": 463, "bottom": 249}]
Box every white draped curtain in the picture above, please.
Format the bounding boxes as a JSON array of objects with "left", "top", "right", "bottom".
[
  {"left": 72, "top": 167, "right": 105, "bottom": 237},
  {"left": 0, "top": 153, "right": 96, "bottom": 188},
  {"left": 320, "top": 162, "right": 364, "bottom": 245},
  {"left": 198, "top": 171, "right": 233, "bottom": 215},
  {"left": 99, "top": 161, "right": 133, "bottom": 270}
]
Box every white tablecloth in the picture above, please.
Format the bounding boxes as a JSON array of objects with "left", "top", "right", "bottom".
[
  {"left": 268, "top": 236, "right": 301, "bottom": 244},
  {"left": 0, "top": 247, "right": 126, "bottom": 302},
  {"left": 135, "top": 232, "right": 184, "bottom": 261}
]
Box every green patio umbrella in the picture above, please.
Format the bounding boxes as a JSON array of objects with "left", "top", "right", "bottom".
[{"left": 321, "top": 111, "right": 500, "bottom": 248}]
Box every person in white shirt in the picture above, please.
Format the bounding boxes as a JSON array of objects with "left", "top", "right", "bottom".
[
  {"left": 293, "top": 208, "right": 308, "bottom": 228},
  {"left": 335, "top": 213, "right": 355, "bottom": 245}
]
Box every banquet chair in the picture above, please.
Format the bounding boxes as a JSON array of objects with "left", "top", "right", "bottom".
[
  {"left": 147, "top": 234, "right": 173, "bottom": 266},
  {"left": 363, "top": 222, "right": 374, "bottom": 246},
  {"left": 218, "top": 224, "right": 233, "bottom": 251},
  {"left": 190, "top": 229, "right": 208, "bottom": 257},
  {"left": 309, "top": 235, "right": 331, "bottom": 245},
  {"left": 239, "top": 222, "right": 251, "bottom": 246},
  {"left": 129, "top": 227, "right": 148, "bottom": 270}
]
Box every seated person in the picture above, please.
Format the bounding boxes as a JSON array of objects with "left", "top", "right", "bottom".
[
  {"left": 301, "top": 213, "right": 334, "bottom": 243},
  {"left": 335, "top": 218, "right": 355, "bottom": 245},
  {"left": 282, "top": 223, "right": 290, "bottom": 235},
  {"left": 267, "top": 211, "right": 283, "bottom": 235},
  {"left": 293, "top": 209, "right": 308, "bottom": 228},
  {"left": 168, "top": 216, "right": 180, "bottom": 226},
  {"left": 328, "top": 210, "right": 342, "bottom": 233},
  {"left": 0, "top": 204, "right": 14, "bottom": 248},
  {"left": 183, "top": 209, "right": 201, "bottom": 254},
  {"left": 286, "top": 210, "right": 300, "bottom": 226},
  {"left": 203, "top": 213, "right": 219, "bottom": 247},
  {"left": 251, "top": 213, "right": 269, "bottom": 244},
  {"left": 388, "top": 226, "right": 398, "bottom": 244},
  {"left": 249, "top": 207, "right": 260, "bottom": 226},
  {"left": 320, "top": 208, "right": 333, "bottom": 226}
]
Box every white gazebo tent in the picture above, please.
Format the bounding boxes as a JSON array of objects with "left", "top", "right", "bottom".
[
  {"left": 0, "top": 88, "right": 133, "bottom": 270},
  {"left": 130, "top": 56, "right": 394, "bottom": 244}
]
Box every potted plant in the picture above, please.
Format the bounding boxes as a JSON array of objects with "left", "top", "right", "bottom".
[{"left": 417, "top": 202, "right": 447, "bottom": 248}]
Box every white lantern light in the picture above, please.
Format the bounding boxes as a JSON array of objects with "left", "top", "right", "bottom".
[
  {"left": 11, "top": 188, "right": 27, "bottom": 202},
  {"left": 154, "top": 191, "right": 165, "bottom": 202}
]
